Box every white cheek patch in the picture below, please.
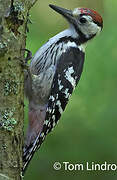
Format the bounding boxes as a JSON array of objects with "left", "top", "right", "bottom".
[
  {"left": 79, "top": 21, "right": 101, "bottom": 38},
  {"left": 89, "top": 23, "right": 101, "bottom": 36},
  {"left": 77, "top": 15, "right": 101, "bottom": 38}
]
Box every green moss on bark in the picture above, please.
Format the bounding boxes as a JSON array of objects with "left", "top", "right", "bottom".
[
  {"left": 0, "top": 108, "right": 17, "bottom": 131},
  {"left": 0, "top": 0, "right": 38, "bottom": 179}
]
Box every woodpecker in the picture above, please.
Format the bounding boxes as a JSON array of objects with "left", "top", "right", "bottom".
[{"left": 23, "top": 4, "right": 103, "bottom": 173}]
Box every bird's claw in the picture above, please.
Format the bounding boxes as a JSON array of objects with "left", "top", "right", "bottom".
[
  {"left": 19, "top": 48, "right": 32, "bottom": 70},
  {"left": 22, "top": 48, "right": 32, "bottom": 63}
]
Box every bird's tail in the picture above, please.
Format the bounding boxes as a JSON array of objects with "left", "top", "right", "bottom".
[
  {"left": 23, "top": 105, "right": 46, "bottom": 174},
  {"left": 23, "top": 133, "right": 42, "bottom": 174}
]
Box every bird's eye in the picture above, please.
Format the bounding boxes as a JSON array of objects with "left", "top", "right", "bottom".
[{"left": 79, "top": 17, "right": 87, "bottom": 24}]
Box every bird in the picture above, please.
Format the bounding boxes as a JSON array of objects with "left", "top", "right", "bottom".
[{"left": 23, "top": 4, "right": 103, "bottom": 174}]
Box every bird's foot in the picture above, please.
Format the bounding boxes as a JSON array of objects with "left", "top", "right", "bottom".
[
  {"left": 22, "top": 48, "right": 32, "bottom": 63},
  {"left": 19, "top": 49, "right": 32, "bottom": 70}
]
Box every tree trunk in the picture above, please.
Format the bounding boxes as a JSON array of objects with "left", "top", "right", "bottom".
[{"left": 0, "top": 0, "right": 37, "bottom": 179}]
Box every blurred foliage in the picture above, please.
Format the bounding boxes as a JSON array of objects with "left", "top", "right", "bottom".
[{"left": 24, "top": 0, "right": 117, "bottom": 180}]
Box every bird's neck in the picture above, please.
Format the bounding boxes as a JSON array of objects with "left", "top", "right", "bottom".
[
  {"left": 50, "top": 27, "right": 78, "bottom": 44},
  {"left": 51, "top": 25, "right": 91, "bottom": 46}
]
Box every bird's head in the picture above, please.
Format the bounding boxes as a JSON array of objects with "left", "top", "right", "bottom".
[{"left": 49, "top": 4, "right": 103, "bottom": 42}]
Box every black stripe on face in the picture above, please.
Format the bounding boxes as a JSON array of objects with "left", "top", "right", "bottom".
[{"left": 72, "top": 22, "right": 97, "bottom": 43}]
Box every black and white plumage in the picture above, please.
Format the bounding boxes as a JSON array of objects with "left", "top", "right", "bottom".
[{"left": 23, "top": 4, "right": 103, "bottom": 173}]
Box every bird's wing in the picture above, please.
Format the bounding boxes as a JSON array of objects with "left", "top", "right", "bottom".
[
  {"left": 41, "top": 46, "right": 85, "bottom": 136},
  {"left": 30, "top": 41, "right": 55, "bottom": 75},
  {"left": 23, "top": 46, "right": 85, "bottom": 173}
]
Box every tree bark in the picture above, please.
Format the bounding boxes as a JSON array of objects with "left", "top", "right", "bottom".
[{"left": 0, "top": 0, "right": 37, "bottom": 179}]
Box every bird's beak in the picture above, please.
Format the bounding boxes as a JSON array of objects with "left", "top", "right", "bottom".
[{"left": 49, "top": 4, "right": 74, "bottom": 23}]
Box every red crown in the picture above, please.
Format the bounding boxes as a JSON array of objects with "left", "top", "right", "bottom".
[{"left": 79, "top": 8, "right": 103, "bottom": 26}]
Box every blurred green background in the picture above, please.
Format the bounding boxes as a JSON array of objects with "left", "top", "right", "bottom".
[{"left": 24, "top": 0, "right": 117, "bottom": 179}]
